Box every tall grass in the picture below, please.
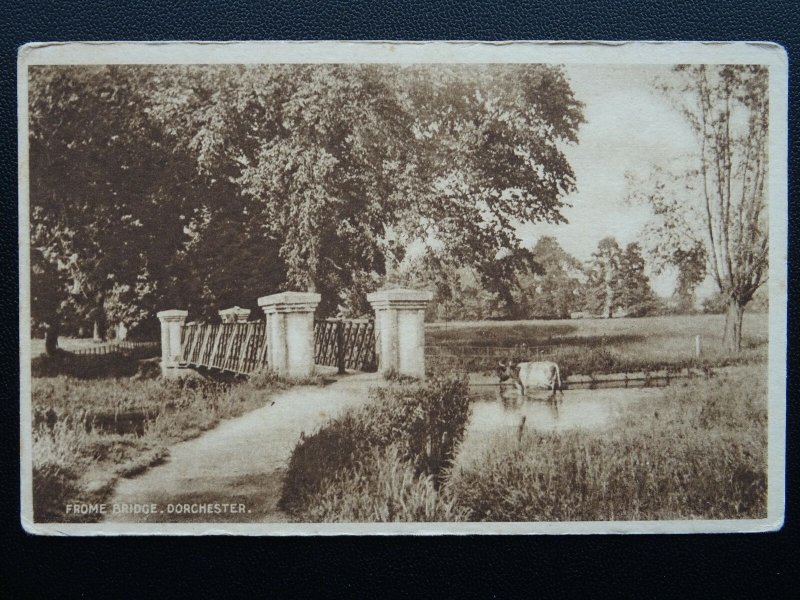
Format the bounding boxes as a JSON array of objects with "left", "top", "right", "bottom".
[
  {"left": 282, "top": 367, "right": 767, "bottom": 522},
  {"left": 31, "top": 373, "right": 287, "bottom": 522},
  {"left": 303, "top": 446, "right": 470, "bottom": 523},
  {"left": 280, "top": 376, "right": 472, "bottom": 521},
  {"left": 447, "top": 367, "right": 767, "bottom": 521}
]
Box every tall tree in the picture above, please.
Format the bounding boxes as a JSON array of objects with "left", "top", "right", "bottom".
[
  {"left": 29, "top": 64, "right": 584, "bottom": 338},
  {"left": 144, "top": 64, "right": 584, "bottom": 314},
  {"left": 30, "top": 247, "right": 65, "bottom": 353},
  {"left": 584, "top": 237, "right": 623, "bottom": 318},
  {"left": 396, "top": 65, "right": 584, "bottom": 313},
  {"left": 632, "top": 65, "right": 769, "bottom": 350},
  {"left": 671, "top": 241, "right": 707, "bottom": 312},
  {"left": 616, "top": 242, "right": 658, "bottom": 317},
  {"left": 518, "top": 236, "right": 583, "bottom": 319},
  {"left": 28, "top": 66, "right": 201, "bottom": 345}
]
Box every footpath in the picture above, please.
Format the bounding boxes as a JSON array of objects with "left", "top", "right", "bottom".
[{"left": 103, "top": 371, "right": 381, "bottom": 524}]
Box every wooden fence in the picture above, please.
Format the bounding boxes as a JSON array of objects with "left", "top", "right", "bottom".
[
  {"left": 314, "top": 318, "right": 376, "bottom": 373},
  {"left": 180, "top": 321, "right": 269, "bottom": 375},
  {"left": 71, "top": 340, "right": 160, "bottom": 359}
]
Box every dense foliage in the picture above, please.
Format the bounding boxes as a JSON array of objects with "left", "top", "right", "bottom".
[
  {"left": 28, "top": 64, "right": 584, "bottom": 341},
  {"left": 394, "top": 235, "right": 660, "bottom": 321},
  {"left": 583, "top": 238, "right": 657, "bottom": 318}
]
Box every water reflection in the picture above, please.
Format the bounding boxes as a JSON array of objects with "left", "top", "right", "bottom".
[{"left": 469, "top": 385, "right": 663, "bottom": 432}]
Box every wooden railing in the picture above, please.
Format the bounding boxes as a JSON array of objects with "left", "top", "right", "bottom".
[
  {"left": 314, "top": 318, "right": 376, "bottom": 373},
  {"left": 71, "top": 340, "right": 160, "bottom": 359},
  {"left": 180, "top": 321, "right": 269, "bottom": 375}
]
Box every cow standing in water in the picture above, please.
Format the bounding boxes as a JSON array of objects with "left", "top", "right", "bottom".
[{"left": 497, "top": 360, "right": 564, "bottom": 400}]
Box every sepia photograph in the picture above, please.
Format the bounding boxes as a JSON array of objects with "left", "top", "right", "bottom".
[{"left": 18, "top": 41, "right": 787, "bottom": 535}]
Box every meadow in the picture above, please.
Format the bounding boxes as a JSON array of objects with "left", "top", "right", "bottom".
[
  {"left": 31, "top": 361, "right": 291, "bottom": 523},
  {"left": 425, "top": 313, "right": 768, "bottom": 376},
  {"left": 283, "top": 366, "right": 767, "bottom": 522}
]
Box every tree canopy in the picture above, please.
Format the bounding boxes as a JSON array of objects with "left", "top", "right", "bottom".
[
  {"left": 516, "top": 236, "right": 583, "bottom": 319},
  {"left": 28, "top": 63, "right": 585, "bottom": 343},
  {"left": 583, "top": 237, "right": 656, "bottom": 318}
]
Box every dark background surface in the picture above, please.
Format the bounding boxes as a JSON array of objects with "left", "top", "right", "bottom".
[{"left": 2, "top": 1, "right": 797, "bottom": 597}]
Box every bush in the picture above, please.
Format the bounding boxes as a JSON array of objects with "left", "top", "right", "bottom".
[{"left": 280, "top": 375, "right": 472, "bottom": 519}]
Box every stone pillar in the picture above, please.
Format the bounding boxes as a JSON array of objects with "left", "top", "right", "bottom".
[
  {"left": 367, "top": 289, "right": 433, "bottom": 379},
  {"left": 219, "top": 306, "right": 251, "bottom": 323},
  {"left": 257, "top": 292, "right": 321, "bottom": 378},
  {"left": 157, "top": 309, "right": 188, "bottom": 376}
]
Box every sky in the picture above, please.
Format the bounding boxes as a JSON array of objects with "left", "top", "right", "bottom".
[{"left": 514, "top": 64, "right": 707, "bottom": 297}]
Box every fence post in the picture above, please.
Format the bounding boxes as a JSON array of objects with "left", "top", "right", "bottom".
[
  {"left": 156, "top": 309, "right": 188, "bottom": 377},
  {"left": 258, "top": 291, "right": 321, "bottom": 378},
  {"left": 695, "top": 334, "right": 702, "bottom": 358},
  {"left": 336, "top": 320, "right": 346, "bottom": 374},
  {"left": 219, "top": 306, "right": 251, "bottom": 323},
  {"left": 367, "top": 288, "right": 433, "bottom": 379}
]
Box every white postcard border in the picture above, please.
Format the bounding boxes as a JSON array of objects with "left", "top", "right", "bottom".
[{"left": 18, "top": 40, "right": 788, "bottom": 536}]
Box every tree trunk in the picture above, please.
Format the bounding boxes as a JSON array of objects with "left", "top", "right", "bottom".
[
  {"left": 92, "top": 314, "right": 107, "bottom": 342},
  {"left": 723, "top": 297, "right": 745, "bottom": 352},
  {"left": 603, "top": 261, "right": 614, "bottom": 319},
  {"left": 44, "top": 321, "right": 59, "bottom": 356}
]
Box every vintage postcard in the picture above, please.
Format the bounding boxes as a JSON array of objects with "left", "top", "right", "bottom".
[{"left": 19, "top": 41, "right": 787, "bottom": 535}]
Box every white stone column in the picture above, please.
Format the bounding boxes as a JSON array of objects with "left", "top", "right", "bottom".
[
  {"left": 219, "top": 306, "right": 251, "bottom": 323},
  {"left": 157, "top": 309, "right": 188, "bottom": 376},
  {"left": 367, "top": 289, "right": 432, "bottom": 379},
  {"left": 257, "top": 292, "right": 321, "bottom": 378}
]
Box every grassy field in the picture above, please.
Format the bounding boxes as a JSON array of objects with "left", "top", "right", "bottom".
[
  {"left": 426, "top": 313, "right": 768, "bottom": 375},
  {"left": 31, "top": 362, "right": 293, "bottom": 523},
  {"left": 284, "top": 367, "right": 767, "bottom": 522}
]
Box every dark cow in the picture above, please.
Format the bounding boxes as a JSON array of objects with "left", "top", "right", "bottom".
[{"left": 497, "top": 360, "right": 564, "bottom": 398}]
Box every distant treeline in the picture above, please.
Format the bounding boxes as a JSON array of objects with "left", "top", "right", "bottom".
[{"left": 405, "top": 236, "right": 768, "bottom": 322}]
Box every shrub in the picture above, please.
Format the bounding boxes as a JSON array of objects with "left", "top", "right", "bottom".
[{"left": 280, "top": 375, "right": 472, "bottom": 518}]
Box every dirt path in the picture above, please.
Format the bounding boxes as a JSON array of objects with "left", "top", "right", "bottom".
[{"left": 104, "top": 372, "right": 381, "bottom": 523}]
